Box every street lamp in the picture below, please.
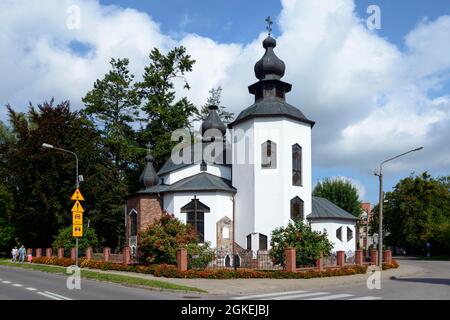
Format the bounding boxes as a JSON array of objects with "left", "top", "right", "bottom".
[
  {"left": 42, "top": 143, "right": 80, "bottom": 266},
  {"left": 374, "top": 146, "right": 423, "bottom": 267}
]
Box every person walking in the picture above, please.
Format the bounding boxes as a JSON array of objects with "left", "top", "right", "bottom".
[
  {"left": 18, "top": 245, "right": 26, "bottom": 263},
  {"left": 11, "top": 246, "right": 18, "bottom": 262}
]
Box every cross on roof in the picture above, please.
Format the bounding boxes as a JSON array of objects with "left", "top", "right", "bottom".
[{"left": 265, "top": 16, "right": 273, "bottom": 36}]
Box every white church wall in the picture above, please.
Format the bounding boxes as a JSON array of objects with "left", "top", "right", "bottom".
[
  {"left": 162, "top": 191, "right": 233, "bottom": 248},
  {"left": 231, "top": 120, "right": 256, "bottom": 249},
  {"left": 161, "top": 163, "right": 231, "bottom": 185},
  {"left": 310, "top": 219, "right": 356, "bottom": 253}
]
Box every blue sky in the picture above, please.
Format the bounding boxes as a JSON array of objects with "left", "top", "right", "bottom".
[{"left": 1, "top": 0, "right": 449, "bottom": 205}]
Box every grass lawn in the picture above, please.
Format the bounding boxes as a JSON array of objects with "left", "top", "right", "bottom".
[{"left": 0, "top": 259, "right": 206, "bottom": 293}]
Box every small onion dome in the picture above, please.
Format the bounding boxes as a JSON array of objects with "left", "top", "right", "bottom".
[
  {"left": 254, "top": 36, "right": 286, "bottom": 80},
  {"left": 139, "top": 152, "right": 159, "bottom": 189},
  {"left": 201, "top": 105, "right": 226, "bottom": 136}
]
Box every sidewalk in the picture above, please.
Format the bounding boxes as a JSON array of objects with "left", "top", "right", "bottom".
[{"left": 86, "top": 261, "right": 424, "bottom": 296}]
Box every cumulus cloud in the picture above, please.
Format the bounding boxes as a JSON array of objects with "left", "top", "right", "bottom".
[{"left": 0, "top": 0, "right": 449, "bottom": 178}]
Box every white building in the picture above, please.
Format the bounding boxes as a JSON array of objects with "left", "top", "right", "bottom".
[{"left": 125, "top": 34, "right": 357, "bottom": 259}]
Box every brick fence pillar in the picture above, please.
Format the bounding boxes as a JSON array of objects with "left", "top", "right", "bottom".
[
  {"left": 26, "top": 248, "right": 32, "bottom": 256},
  {"left": 383, "top": 250, "right": 392, "bottom": 264},
  {"left": 284, "top": 247, "right": 296, "bottom": 272},
  {"left": 355, "top": 250, "right": 363, "bottom": 265},
  {"left": 70, "top": 248, "right": 76, "bottom": 261},
  {"left": 123, "top": 246, "right": 131, "bottom": 265},
  {"left": 176, "top": 248, "right": 188, "bottom": 271},
  {"left": 103, "top": 247, "right": 111, "bottom": 262},
  {"left": 45, "top": 248, "right": 52, "bottom": 257},
  {"left": 85, "top": 247, "right": 93, "bottom": 260},
  {"left": 315, "top": 252, "right": 324, "bottom": 271},
  {"left": 370, "top": 249, "right": 378, "bottom": 265},
  {"left": 36, "top": 248, "right": 42, "bottom": 258},
  {"left": 57, "top": 248, "right": 64, "bottom": 259},
  {"left": 337, "top": 250, "right": 345, "bottom": 266}
]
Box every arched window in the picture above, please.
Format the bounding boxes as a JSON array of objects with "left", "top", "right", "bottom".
[
  {"left": 129, "top": 210, "right": 137, "bottom": 237},
  {"left": 261, "top": 140, "right": 277, "bottom": 169},
  {"left": 290, "top": 197, "right": 304, "bottom": 221},
  {"left": 292, "top": 144, "right": 302, "bottom": 186}
]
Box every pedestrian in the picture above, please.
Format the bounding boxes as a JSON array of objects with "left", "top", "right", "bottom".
[
  {"left": 18, "top": 245, "right": 26, "bottom": 263},
  {"left": 11, "top": 246, "right": 18, "bottom": 262}
]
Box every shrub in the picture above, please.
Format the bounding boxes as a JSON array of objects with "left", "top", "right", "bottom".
[
  {"left": 187, "top": 242, "right": 214, "bottom": 269},
  {"left": 270, "top": 219, "right": 333, "bottom": 266},
  {"left": 52, "top": 225, "right": 99, "bottom": 253},
  {"left": 382, "top": 259, "right": 400, "bottom": 270}
]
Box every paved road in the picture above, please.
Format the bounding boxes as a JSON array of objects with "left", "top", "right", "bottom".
[
  {"left": 231, "top": 258, "right": 450, "bottom": 300},
  {"left": 0, "top": 265, "right": 203, "bottom": 300}
]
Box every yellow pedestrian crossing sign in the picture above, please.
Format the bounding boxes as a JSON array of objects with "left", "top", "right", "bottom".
[
  {"left": 71, "top": 189, "right": 84, "bottom": 201},
  {"left": 73, "top": 224, "right": 83, "bottom": 237},
  {"left": 71, "top": 201, "right": 84, "bottom": 213},
  {"left": 73, "top": 212, "right": 83, "bottom": 225}
]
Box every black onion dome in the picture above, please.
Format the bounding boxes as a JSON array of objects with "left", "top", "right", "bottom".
[
  {"left": 254, "top": 36, "right": 286, "bottom": 80},
  {"left": 201, "top": 105, "right": 226, "bottom": 136},
  {"left": 139, "top": 152, "right": 159, "bottom": 189}
]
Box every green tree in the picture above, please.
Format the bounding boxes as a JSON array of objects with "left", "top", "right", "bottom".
[
  {"left": 0, "top": 184, "right": 15, "bottom": 253},
  {"left": 371, "top": 172, "right": 450, "bottom": 255},
  {"left": 313, "top": 178, "right": 362, "bottom": 217},
  {"left": 195, "top": 86, "right": 234, "bottom": 124},
  {"left": 270, "top": 219, "right": 333, "bottom": 266},
  {"left": 52, "top": 225, "right": 99, "bottom": 252},
  {"left": 136, "top": 46, "right": 198, "bottom": 170}
]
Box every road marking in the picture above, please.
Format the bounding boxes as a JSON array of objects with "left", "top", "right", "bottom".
[
  {"left": 26, "top": 287, "right": 37, "bottom": 291},
  {"left": 12, "top": 283, "right": 23, "bottom": 287},
  {"left": 43, "top": 291, "right": 73, "bottom": 300},
  {"left": 349, "top": 296, "right": 382, "bottom": 300},
  {"left": 38, "top": 292, "right": 63, "bottom": 300},
  {"left": 233, "top": 290, "right": 308, "bottom": 300},
  {"left": 2, "top": 281, "right": 11, "bottom": 284},
  {"left": 272, "top": 292, "right": 330, "bottom": 300},
  {"left": 306, "top": 293, "right": 354, "bottom": 300}
]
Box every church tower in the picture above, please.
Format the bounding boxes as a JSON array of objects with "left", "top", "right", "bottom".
[{"left": 229, "top": 31, "right": 315, "bottom": 251}]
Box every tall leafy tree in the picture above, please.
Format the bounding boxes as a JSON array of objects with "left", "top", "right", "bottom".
[
  {"left": 136, "top": 46, "right": 198, "bottom": 170},
  {"left": 313, "top": 177, "right": 362, "bottom": 217},
  {"left": 0, "top": 183, "right": 15, "bottom": 252},
  {"left": 196, "top": 86, "right": 234, "bottom": 123}
]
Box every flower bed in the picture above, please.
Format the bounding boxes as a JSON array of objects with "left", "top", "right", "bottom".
[
  {"left": 382, "top": 260, "right": 399, "bottom": 270},
  {"left": 30, "top": 256, "right": 369, "bottom": 279}
]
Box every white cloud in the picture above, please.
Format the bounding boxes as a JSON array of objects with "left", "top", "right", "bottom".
[{"left": 0, "top": 0, "right": 449, "bottom": 178}]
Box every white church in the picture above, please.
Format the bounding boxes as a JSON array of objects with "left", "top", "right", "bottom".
[{"left": 125, "top": 33, "right": 357, "bottom": 261}]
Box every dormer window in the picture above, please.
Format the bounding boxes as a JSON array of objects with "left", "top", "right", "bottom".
[{"left": 261, "top": 140, "right": 277, "bottom": 169}]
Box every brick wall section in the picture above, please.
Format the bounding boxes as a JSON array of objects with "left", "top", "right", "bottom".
[
  {"left": 177, "top": 248, "right": 187, "bottom": 271},
  {"left": 337, "top": 251, "right": 345, "bottom": 266},
  {"left": 26, "top": 248, "right": 32, "bottom": 256},
  {"left": 370, "top": 249, "right": 378, "bottom": 265},
  {"left": 57, "top": 248, "right": 64, "bottom": 259},
  {"left": 71, "top": 248, "right": 76, "bottom": 260},
  {"left": 383, "top": 250, "right": 392, "bottom": 264},
  {"left": 36, "top": 248, "right": 42, "bottom": 258},
  {"left": 123, "top": 246, "right": 131, "bottom": 265},
  {"left": 355, "top": 250, "right": 363, "bottom": 265},
  {"left": 315, "top": 252, "right": 324, "bottom": 271},
  {"left": 85, "top": 247, "right": 93, "bottom": 260},
  {"left": 103, "top": 247, "right": 111, "bottom": 262},
  {"left": 45, "top": 248, "right": 52, "bottom": 257},
  {"left": 285, "top": 248, "right": 296, "bottom": 272}
]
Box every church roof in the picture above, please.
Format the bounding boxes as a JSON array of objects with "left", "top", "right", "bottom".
[
  {"left": 228, "top": 97, "right": 315, "bottom": 128},
  {"left": 307, "top": 197, "right": 359, "bottom": 221},
  {"left": 136, "top": 172, "right": 236, "bottom": 195},
  {"left": 180, "top": 198, "right": 211, "bottom": 213},
  {"left": 201, "top": 105, "right": 227, "bottom": 136}
]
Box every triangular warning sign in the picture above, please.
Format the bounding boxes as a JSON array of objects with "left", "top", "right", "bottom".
[
  {"left": 71, "top": 188, "right": 84, "bottom": 201},
  {"left": 71, "top": 201, "right": 84, "bottom": 213}
]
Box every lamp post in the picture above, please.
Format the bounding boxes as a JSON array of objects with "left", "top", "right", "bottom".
[
  {"left": 374, "top": 146, "right": 423, "bottom": 267},
  {"left": 42, "top": 143, "right": 80, "bottom": 266}
]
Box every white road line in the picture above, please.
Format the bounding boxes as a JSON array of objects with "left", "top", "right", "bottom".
[
  {"left": 2, "top": 281, "right": 11, "bottom": 284},
  {"left": 37, "top": 292, "right": 63, "bottom": 300},
  {"left": 12, "top": 283, "right": 23, "bottom": 287},
  {"left": 233, "top": 290, "right": 309, "bottom": 300},
  {"left": 306, "top": 293, "right": 354, "bottom": 300},
  {"left": 43, "top": 291, "right": 73, "bottom": 300},
  {"left": 349, "top": 296, "right": 382, "bottom": 300},
  {"left": 272, "top": 292, "right": 330, "bottom": 300},
  {"left": 26, "top": 287, "right": 37, "bottom": 291}
]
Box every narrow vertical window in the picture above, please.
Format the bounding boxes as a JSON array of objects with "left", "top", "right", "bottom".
[
  {"left": 261, "top": 140, "right": 277, "bottom": 169},
  {"left": 129, "top": 210, "right": 137, "bottom": 237},
  {"left": 187, "top": 212, "right": 205, "bottom": 243},
  {"left": 336, "top": 227, "right": 343, "bottom": 242},
  {"left": 246, "top": 234, "right": 252, "bottom": 250},
  {"left": 290, "top": 197, "right": 304, "bottom": 221},
  {"left": 292, "top": 144, "right": 302, "bottom": 186},
  {"left": 347, "top": 227, "right": 353, "bottom": 242},
  {"left": 259, "top": 234, "right": 268, "bottom": 250}
]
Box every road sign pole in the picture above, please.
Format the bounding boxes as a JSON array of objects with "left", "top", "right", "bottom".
[{"left": 75, "top": 237, "right": 79, "bottom": 267}]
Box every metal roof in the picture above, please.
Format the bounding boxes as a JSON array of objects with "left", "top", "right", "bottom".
[{"left": 307, "top": 197, "right": 359, "bottom": 221}]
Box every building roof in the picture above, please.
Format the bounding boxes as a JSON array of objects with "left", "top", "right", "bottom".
[
  {"left": 139, "top": 152, "right": 159, "bottom": 188},
  {"left": 307, "top": 197, "right": 359, "bottom": 221},
  {"left": 201, "top": 105, "right": 227, "bottom": 136},
  {"left": 228, "top": 97, "right": 315, "bottom": 128},
  {"left": 136, "top": 172, "right": 236, "bottom": 195}
]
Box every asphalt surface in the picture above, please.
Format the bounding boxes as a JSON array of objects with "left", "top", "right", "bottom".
[{"left": 0, "top": 265, "right": 202, "bottom": 300}]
